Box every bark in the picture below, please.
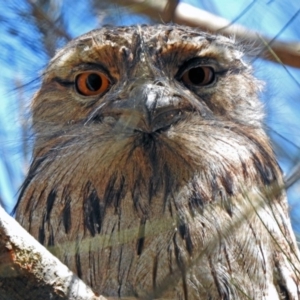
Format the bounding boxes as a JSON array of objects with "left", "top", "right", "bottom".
[{"left": 0, "top": 206, "right": 106, "bottom": 300}]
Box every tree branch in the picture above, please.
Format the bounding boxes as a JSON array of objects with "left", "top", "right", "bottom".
[{"left": 0, "top": 206, "right": 106, "bottom": 300}]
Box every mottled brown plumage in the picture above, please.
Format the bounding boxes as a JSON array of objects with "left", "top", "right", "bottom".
[{"left": 16, "top": 25, "right": 300, "bottom": 299}]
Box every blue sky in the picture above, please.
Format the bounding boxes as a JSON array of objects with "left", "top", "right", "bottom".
[{"left": 1, "top": 0, "right": 300, "bottom": 231}]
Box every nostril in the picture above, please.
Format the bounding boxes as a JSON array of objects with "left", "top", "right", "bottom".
[
  {"left": 91, "top": 114, "right": 103, "bottom": 123},
  {"left": 152, "top": 109, "right": 183, "bottom": 132},
  {"left": 172, "top": 93, "right": 182, "bottom": 98},
  {"left": 153, "top": 80, "right": 165, "bottom": 87}
]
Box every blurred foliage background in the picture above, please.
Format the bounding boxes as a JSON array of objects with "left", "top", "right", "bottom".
[{"left": 0, "top": 0, "right": 300, "bottom": 235}]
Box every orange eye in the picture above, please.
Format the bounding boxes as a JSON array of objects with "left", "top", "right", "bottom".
[
  {"left": 75, "top": 71, "right": 110, "bottom": 96},
  {"left": 181, "top": 66, "right": 215, "bottom": 86}
]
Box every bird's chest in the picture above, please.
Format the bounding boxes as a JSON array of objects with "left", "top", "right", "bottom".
[
  {"left": 54, "top": 191, "right": 270, "bottom": 300},
  {"left": 17, "top": 164, "right": 277, "bottom": 299}
]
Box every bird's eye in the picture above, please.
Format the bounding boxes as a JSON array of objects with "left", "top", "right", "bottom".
[
  {"left": 181, "top": 66, "right": 215, "bottom": 86},
  {"left": 75, "top": 71, "right": 110, "bottom": 96}
]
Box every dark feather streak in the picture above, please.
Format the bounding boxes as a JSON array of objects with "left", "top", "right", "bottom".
[
  {"left": 103, "top": 174, "right": 126, "bottom": 211},
  {"left": 137, "top": 217, "right": 146, "bottom": 255},
  {"left": 178, "top": 223, "right": 193, "bottom": 255},
  {"left": 46, "top": 189, "right": 56, "bottom": 222},
  {"left": 83, "top": 183, "right": 103, "bottom": 236},
  {"left": 38, "top": 220, "right": 45, "bottom": 245},
  {"left": 173, "top": 234, "right": 188, "bottom": 300},
  {"left": 75, "top": 250, "right": 82, "bottom": 279},
  {"left": 252, "top": 153, "right": 274, "bottom": 185},
  {"left": 62, "top": 195, "right": 71, "bottom": 234}
]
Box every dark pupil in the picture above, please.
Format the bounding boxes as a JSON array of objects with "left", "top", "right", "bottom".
[
  {"left": 188, "top": 67, "right": 205, "bottom": 85},
  {"left": 86, "top": 73, "right": 102, "bottom": 91}
]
